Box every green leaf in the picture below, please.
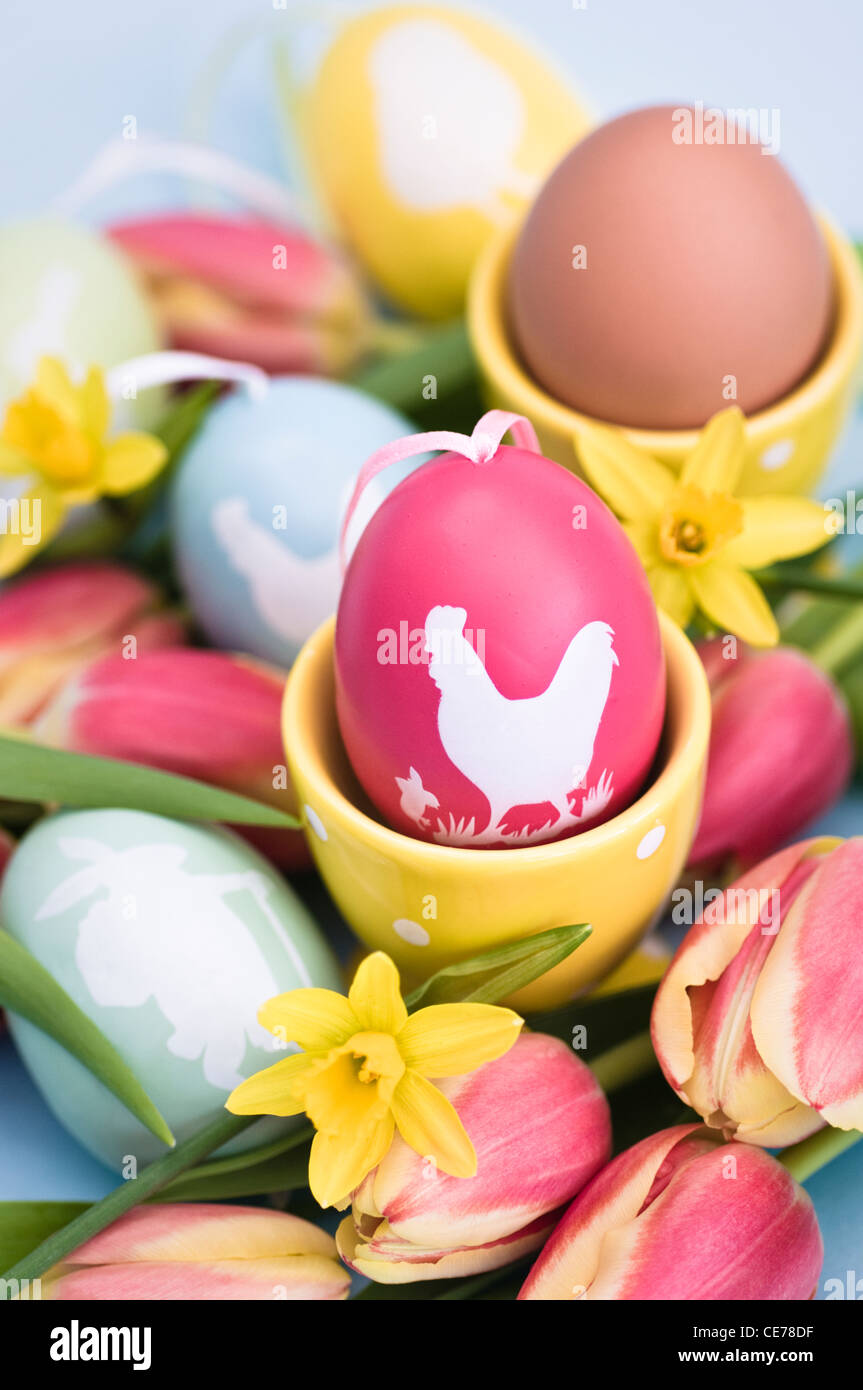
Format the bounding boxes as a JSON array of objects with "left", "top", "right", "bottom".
[
  {"left": 153, "top": 381, "right": 221, "bottom": 459},
  {"left": 404, "top": 922, "right": 592, "bottom": 1009},
  {"left": 0, "top": 927, "right": 174, "bottom": 1147},
  {"left": 0, "top": 1203, "right": 88, "bottom": 1273},
  {"left": 0, "top": 736, "right": 299, "bottom": 828},
  {"left": 154, "top": 1126, "right": 313, "bottom": 1201},
  {"left": 155, "top": 1144, "right": 312, "bottom": 1201}
]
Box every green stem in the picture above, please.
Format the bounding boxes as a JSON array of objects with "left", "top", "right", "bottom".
[
  {"left": 779, "top": 1126, "right": 862, "bottom": 1184},
  {"left": 808, "top": 604, "right": 863, "bottom": 678},
  {"left": 758, "top": 566, "right": 863, "bottom": 604},
  {"left": 0, "top": 1112, "right": 255, "bottom": 1289},
  {"left": 588, "top": 1030, "right": 658, "bottom": 1094}
]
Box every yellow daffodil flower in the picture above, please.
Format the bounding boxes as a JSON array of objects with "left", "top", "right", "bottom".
[
  {"left": 575, "top": 407, "right": 831, "bottom": 646},
  {"left": 226, "top": 952, "right": 524, "bottom": 1209},
  {"left": 0, "top": 356, "right": 167, "bottom": 577}
]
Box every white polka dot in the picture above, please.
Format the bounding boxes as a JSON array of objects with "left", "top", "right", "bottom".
[
  {"left": 636, "top": 825, "right": 666, "bottom": 860},
  {"left": 760, "top": 439, "right": 794, "bottom": 471},
  {"left": 393, "top": 918, "right": 430, "bottom": 946},
  {"left": 303, "top": 805, "right": 327, "bottom": 841}
]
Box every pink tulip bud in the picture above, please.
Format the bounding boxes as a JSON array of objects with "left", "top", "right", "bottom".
[
  {"left": 689, "top": 641, "right": 852, "bottom": 871},
  {"left": 653, "top": 837, "right": 863, "bottom": 1144},
  {"left": 519, "top": 1124, "right": 822, "bottom": 1300},
  {"left": 33, "top": 646, "right": 308, "bottom": 869},
  {"left": 43, "top": 1203, "right": 349, "bottom": 1300},
  {"left": 0, "top": 561, "right": 185, "bottom": 726},
  {"left": 337, "top": 1033, "right": 611, "bottom": 1283},
  {"left": 108, "top": 214, "right": 372, "bottom": 376}
]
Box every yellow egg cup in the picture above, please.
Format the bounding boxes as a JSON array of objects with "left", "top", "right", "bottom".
[
  {"left": 468, "top": 216, "right": 863, "bottom": 498},
  {"left": 282, "top": 613, "right": 710, "bottom": 1012}
]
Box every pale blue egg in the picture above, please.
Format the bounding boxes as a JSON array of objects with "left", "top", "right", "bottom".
[
  {"left": 170, "top": 376, "right": 424, "bottom": 665},
  {"left": 2, "top": 808, "right": 342, "bottom": 1171}
]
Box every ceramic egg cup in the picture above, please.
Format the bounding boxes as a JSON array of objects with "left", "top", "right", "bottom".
[
  {"left": 469, "top": 216, "right": 863, "bottom": 499},
  {"left": 282, "top": 613, "right": 710, "bottom": 1012}
]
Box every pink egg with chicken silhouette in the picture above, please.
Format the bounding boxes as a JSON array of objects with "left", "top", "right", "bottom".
[{"left": 335, "top": 414, "right": 666, "bottom": 848}]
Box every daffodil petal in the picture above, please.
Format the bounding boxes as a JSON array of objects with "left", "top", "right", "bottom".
[
  {"left": 100, "top": 433, "right": 168, "bottom": 496},
  {"left": 0, "top": 442, "right": 32, "bottom": 474},
  {"left": 680, "top": 407, "right": 745, "bottom": 493},
  {"left": 257, "top": 989, "right": 359, "bottom": 1052},
  {"left": 689, "top": 564, "right": 779, "bottom": 647},
  {"left": 225, "top": 1052, "right": 320, "bottom": 1117},
  {"left": 391, "top": 1070, "right": 476, "bottom": 1178},
  {"left": 647, "top": 564, "right": 696, "bottom": 628},
  {"left": 722, "top": 497, "right": 832, "bottom": 568},
  {"left": 397, "top": 1003, "right": 522, "bottom": 1077},
  {"left": 308, "top": 1112, "right": 394, "bottom": 1209},
  {"left": 574, "top": 425, "right": 675, "bottom": 520},
  {"left": 0, "top": 485, "right": 66, "bottom": 577},
  {"left": 35, "top": 357, "right": 80, "bottom": 423},
  {"left": 623, "top": 520, "right": 661, "bottom": 569},
  {"left": 348, "top": 953, "right": 408, "bottom": 1034},
  {"left": 81, "top": 365, "right": 111, "bottom": 439}
]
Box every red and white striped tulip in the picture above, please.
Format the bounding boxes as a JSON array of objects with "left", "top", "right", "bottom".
[
  {"left": 336, "top": 1033, "right": 611, "bottom": 1283},
  {"left": 42, "top": 1203, "right": 349, "bottom": 1300},
  {"left": 33, "top": 646, "right": 308, "bottom": 868},
  {"left": 689, "top": 639, "right": 852, "bottom": 871},
  {"left": 108, "top": 214, "right": 372, "bottom": 376},
  {"left": 519, "top": 1124, "right": 822, "bottom": 1300},
  {"left": 0, "top": 561, "right": 184, "bottom": 725},
  {"left": 653, "top": 837, "right": 863, "bottom": 1145}
]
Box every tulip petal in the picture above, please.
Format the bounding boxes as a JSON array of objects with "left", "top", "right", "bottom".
[
  {"left": 689, "top": 648, "right": 853, "bottom": 867},
  {"left": 100, "top": 434, "right": 168, "bottom": 496},
  {"left": 723, "top": 497, "right": 832, "bottom": 568},
  {"left": 651, "top": 840, "right": 829, "bottom": 1098},
  {"left": 680, "top": 408, "right": 745, "bottom": 493},
  {"left": 0, "top": 485, "right": 66, "bottom": 578},
  {"left": 61, "top": 1203, "right": 338, "bottom": 1265},
  {"left": 574, "top": 425, "right": 675, "bottom": 520},
  {"left": 337, "top": 1210, "right": 554, "bottom": 1285},
  {"left": 50, "top": 1255, "right": 349, "bottom": 1301},
  {"left": 225, "top": 1051, "right": 319, "bottom": 1116},
  {"left": 688, "top": 564, "right": 778, "bottom": 646},
  {"left": 348, "top": 952, "right": 407, "bottom": 1034},
  {"left": 372, "top": 1035, "right": 610, "bottom": 1252},
  {"left": 519, "top": 1125, "right": 702, "bottom": 1300},
  {"left": 751, "top": 839, "right": 863, "bottom": 1130},
  {"left": 258, "top": 989, "right": 358, "bottom": 1051},
  {"left": 397, "top": 1003, "right": 522, "bottom": 1078},
  {"left": 588, "top": 1142, "right": 821, "bottom": 1301},
  {"left": 647, "top": 564, "right": 695, "bottom": 627},
  {"left": 308, "top": 1110, "right": 394, "bottom": 1209},
  {"left": 391, "top": 1070, "right": 476, "bottom": 1178}
]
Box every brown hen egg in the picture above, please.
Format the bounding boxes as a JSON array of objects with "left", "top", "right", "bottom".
[{"left": 507, "top": 104, "right": 834, "bottom": 430}]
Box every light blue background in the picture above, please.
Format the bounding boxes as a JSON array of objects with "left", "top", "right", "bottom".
[{"left": 1, "top": 0, "right": 862, "bottom": 1298}]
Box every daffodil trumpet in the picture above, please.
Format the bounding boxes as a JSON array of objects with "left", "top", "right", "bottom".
[
  {"left": 575, "top": 406, "right": 832, "bottom": 646},
  {"left": 0, "top": 350, "right": 268, "bottom": 578}
]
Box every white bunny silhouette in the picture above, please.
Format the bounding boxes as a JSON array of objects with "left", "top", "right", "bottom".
[{"left": 36, "top": 837, "right": 311, "bottom": 1092}]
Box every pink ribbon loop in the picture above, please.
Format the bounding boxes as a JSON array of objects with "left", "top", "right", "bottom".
[{"left": 339, "top": 409, "right": 541, "bottom": 571}]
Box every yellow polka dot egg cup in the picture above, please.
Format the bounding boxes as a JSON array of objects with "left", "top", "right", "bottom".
[
  {"left": 282, "top": 613, "right": 710, "bottom": 1012},
  {"left": 469, "top": 216, "right": 863, "bottom": 498}
]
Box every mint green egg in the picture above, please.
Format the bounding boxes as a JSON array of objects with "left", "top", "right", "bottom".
[
  {"left": 0, "top": 220, "right": 163, "bottom": 428},
  {"left": 1, "top": 809, "right": 341, "bottom": 1171}
]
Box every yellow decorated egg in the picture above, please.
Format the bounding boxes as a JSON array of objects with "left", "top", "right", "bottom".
[{"left": 305, "top": 4, "right": 590, "bottom": 320}]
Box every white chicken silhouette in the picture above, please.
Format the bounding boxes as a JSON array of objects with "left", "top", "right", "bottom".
[
  {"left": 422, "top": 605, "right": 618, "bottom": 841},
  {"left": 211, "top": 496, "right": 340, "bottom": 655}
]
